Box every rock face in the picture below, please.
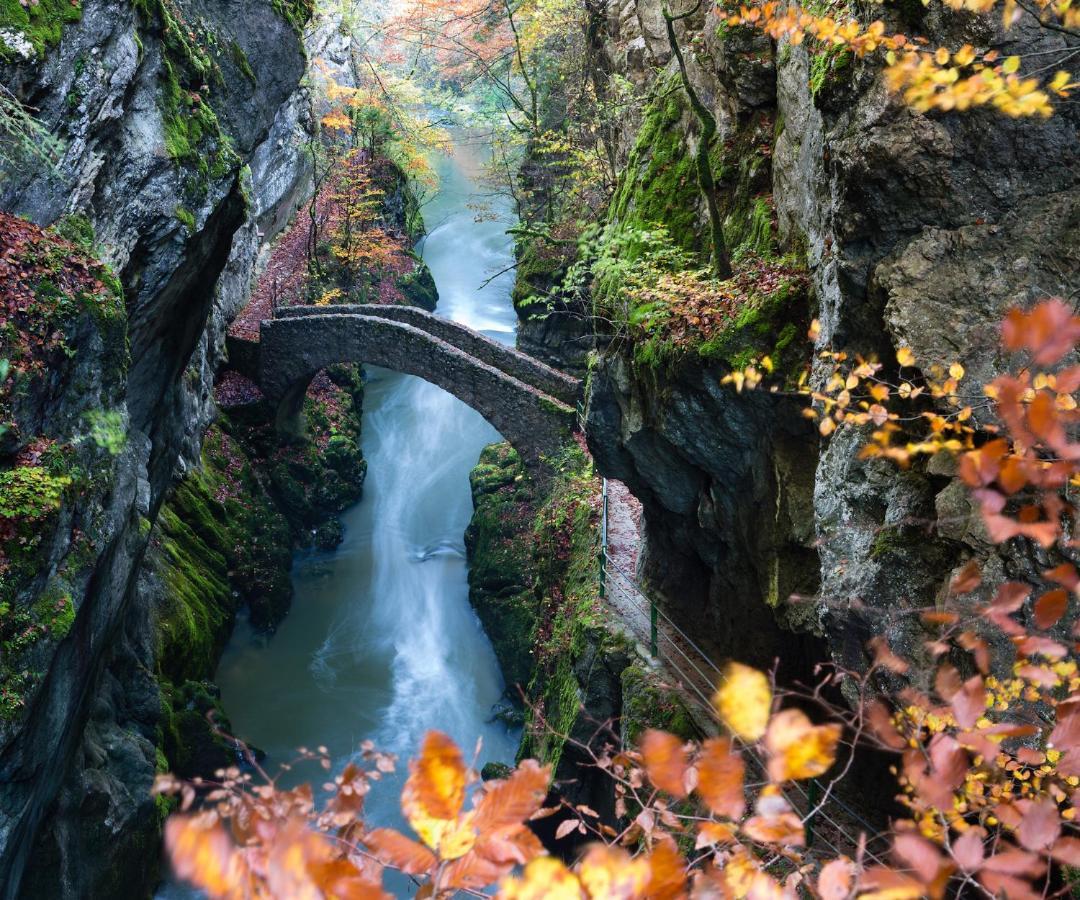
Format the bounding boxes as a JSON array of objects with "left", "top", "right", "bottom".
[
  {"left": 0, "top": 0, "right": 320, "bottom": 893},
  {"left": 578, "top": 0, "right": 1080, "bottom": 681}
]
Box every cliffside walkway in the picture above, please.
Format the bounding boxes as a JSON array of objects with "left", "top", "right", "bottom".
[
  {"left": 595, "top": 477, "right": 887, "bottom": 859},
  {"left": 227, "top": 304, "right": 582, "bottom": 470}
]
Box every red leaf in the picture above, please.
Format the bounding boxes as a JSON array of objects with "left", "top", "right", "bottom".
[
  {"left": 950, "top": 675, "right": 986, "bottom": 729},
  {"left": 1034, "top": 588, "right": 1068, "bottom": 629},
  {"left": 952, "top": 829, "right": 984, "bottom": 873},
  {"left": 1017, "top": 798, "right": 1060, "bottom": 851},
  {"left": 949, "top": 560, "right": 982, "bottom": 594}
]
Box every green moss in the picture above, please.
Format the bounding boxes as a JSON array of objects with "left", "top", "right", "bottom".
[
  {"left": 809, "top": 45, "right": 852, "bottom": 99},
  {"left": 174, "top": 205, "right": 196, "bottom": 231},
  {"left": 0, "top": 0, "right": 81, "bottom": 59},
  {"left": 51, "top": 214, "right": 96, "bottom": 252},
  {"left": 465, "top": 444, "right": 539, "bottom": 691},
  {"left": 131, "top": 0, "right": 238, "bottom": 187},
  {"left": 229, "top": 40, "right": 256, "bottom": 84},
  {"left": 517, "top": 444, "right": 613, "bottom": 771},
  {"left": 609, "top": 73, "right": 701, "bottom": 255},
  {"left": 621, "top": 665, "right": 702, "bottom": 746},
  {"left": 271, "top": 0, "right": 313, "bottom": 34},
  {"left": 869, "top": 524, "right": 921, "bottom": 560}
]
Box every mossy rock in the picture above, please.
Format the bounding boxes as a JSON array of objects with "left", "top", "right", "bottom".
[
  {"left": 465, "top": 443, "right": 539, "bottom": 693},
  {"left": 0, "top": 0, "right": 81, "bottom": 59},
  {"left": 609, "top": 73, "right": 703, "bottom": 256},
  {"left": 620, "top": 664, "right": 702, "bottom": 747}
]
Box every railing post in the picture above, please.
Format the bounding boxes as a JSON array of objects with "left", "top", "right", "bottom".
[
  {"left": 599, "top": 478, "right": 608, "bottom": 600},
  {"left": 650, "top": 600, "right": 658, "bottom": 659}
]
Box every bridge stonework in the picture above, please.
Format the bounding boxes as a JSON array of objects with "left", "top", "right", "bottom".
[{"left": 257, "top": 310, "right": 580, "bottom": 470}]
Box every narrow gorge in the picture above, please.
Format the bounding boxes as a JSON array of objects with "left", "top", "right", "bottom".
[{"left": 1, "top": 0, "right": 1078, "bottom": 895}]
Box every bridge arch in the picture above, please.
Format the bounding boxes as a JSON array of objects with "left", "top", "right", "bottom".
[{"left": 258, "top": 313, "right": 576, "bottom": 470}]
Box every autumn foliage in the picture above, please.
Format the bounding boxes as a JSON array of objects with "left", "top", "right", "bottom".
[
  {"left": 721, "top": 0, "right": 1078, "bottom": 117},
  {"left": 162, "top": 299, "right": 1080, "bottom": 898}
]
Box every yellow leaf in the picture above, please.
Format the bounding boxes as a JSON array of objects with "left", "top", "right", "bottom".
[
  {"left": 808, "top": 319, "right": 821, "bottom": 341},
  {"left": 935, "top": 46, "right": 950, "bottom": 65},
  {"left": 401, "top": 732, "right": 470, "bottom": 854},
  {"left": 576, "top": 846, "right": 650, "bottom": 899},
  {"left": 499, "top": 857, "right": 583, "bottom": 900},
  {"left": 953, "top": 44, "right": 975, "bottom": 66},
  {"left": 819, "top": 417, "right": 837, "bottom": 437},
  {"left": 896, "top": 346, "right": 916, "bottom": 367},
  {"left": 949, "top": 362, "right": 965, "bottom": 379},
  {"left": 1002, "top": 54, "right": 1020, "bottom": 73},
  {"left": 714, "top": 662, "right": 771, "bottom": 741},
  {"left": 765, "top": 709, "right": 842, "bottom": 781}
]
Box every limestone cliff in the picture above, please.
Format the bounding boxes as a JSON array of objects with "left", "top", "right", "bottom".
[
  {"left": 0, "top": 0, "right": 324, "bottom": 892},
  {"left": 567, "top": 0, "right": 1080, "bottom": 685}
]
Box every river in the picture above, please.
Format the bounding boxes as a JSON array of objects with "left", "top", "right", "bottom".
[{"left": 160, "top": 136, "right": 521, "bottom": 895}]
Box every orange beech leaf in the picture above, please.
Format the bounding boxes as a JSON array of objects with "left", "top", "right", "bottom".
[
  {"left": 866, "top": 699, "right": 907, "bottom": 750},
  {"left": 988, "top": 582, "right": 1032, "bottom": 613},
  {"left": 764, "top": 708, "right": 842, "bottom": 781},
  {"left": 853, "top": 866, "right": 923, "bottom": 900},
  {"left": 1050, "top": 698, "right": 1080, "bottom": 751},
  {"left": 816, "top": 856, "right": 855, "bottom": 900},
  {"left": 555, "top": 819, "right": 581, "bottom": 841},
  {"left": 1017, "top": 798, "right": 1060, "bottom": 850},
  {"left": 165, "top": 815, "right": 250, "bottom": 900},
  {"left": 405, "top": 731, "right": 466, "bottom": 819},
  {"left": 1001, "top": 299, "right": 1080, "bottom": 366},
  {"left": 742, "top": 791, "right": 805, "bottom": 847},
  {"left": 364, "top": 828, "right": 437, "bottom": 875},
  {"left": 645, "top": 840, "right": 688, "bottom": 900},
  {"left": 949, "top": 559, "right": 981, "bottom": 594},
  {"left": 949, "top": 675, "right": 986, "bottom": 729},
  {"left": 442, "top": 849, "right": 509, "bottom": 891},
  {"left": 695, "top": 737, "right": 746, "bottom": 820},
  {"left": 498, "top": 856, "right": 584, "bottom": 899},
  {"left": 1044, "top": 562, "right": 1079, "bottom": 591},
  {"left": 979, "top": 849, "right": 1042, "bottom": 876},
  {"left": 1051, "top": 836, "right": 1080, "bottom": 867},
  {"left": 1026, "top": 390, "right": 1068, "bottom": 449},
  {"left": 958, "top": 439, "right": 1009, "bottom": 487},
  {"left": 891, "top": 833, "right": 954, "bottom": 898},
  {"left": 956, "top": 631, "right": 991, "bottom": 673},
  {"left": 641, "top": 730, "right": 690, "bottom": 799},
  {"left": 714, "top": 662, "right": 771, "bottom": 741},
  {"left": 267, "top": 820, "right": 386, "bottom": 900},
  {"left": 472, "top": 759, "right": 550, "bottom": 834},
  {"left": 868, "top": 636, "right": 909, "bottom": 674},
  {"left": 1034, "top": 588, "right": 1068, "bottom": 629},
  {"left": 1015, "top": 634, "right": 1068, "bottom": 660},
  {"left": 695, "top": 821, "right": 737, "bottom": 848},
  {"left": 977, "top": 871, "right": 1041, "bottom": 900},
  {"left": 934, "top": 663, "right": 962, "bottom": 700},
  {"left": 400, "top": 731, "right": 470, "bottom": 855}
]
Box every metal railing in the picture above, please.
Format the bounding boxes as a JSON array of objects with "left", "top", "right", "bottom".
[{"left": 595, "top": 477, "right": 888, "bottom": 856}]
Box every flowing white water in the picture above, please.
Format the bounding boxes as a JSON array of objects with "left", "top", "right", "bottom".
[{"left": 160, "top": 136, "right": 520, "bottom": 895}]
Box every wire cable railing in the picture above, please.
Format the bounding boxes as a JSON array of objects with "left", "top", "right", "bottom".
[{"left": 596, "top": 476, "right": 888, "bottom": 859}]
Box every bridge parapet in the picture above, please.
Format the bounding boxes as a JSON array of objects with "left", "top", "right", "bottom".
[
  {"left": 259, "top": 313, "right": 576, "bottom": 470},
  {"left": 275, "top": 304, "right": 581, "bottom": 405}
]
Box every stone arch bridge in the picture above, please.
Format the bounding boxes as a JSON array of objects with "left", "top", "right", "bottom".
[{"left": 227, "top": 305, "right": 581, "bottom": 470}]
